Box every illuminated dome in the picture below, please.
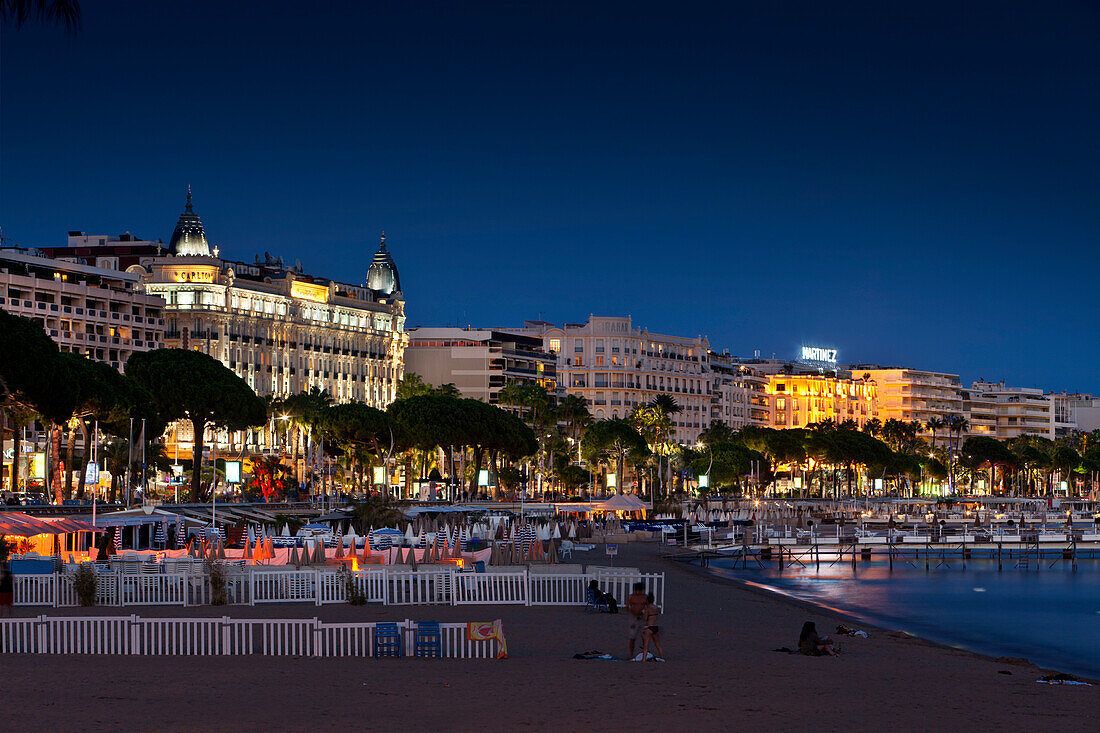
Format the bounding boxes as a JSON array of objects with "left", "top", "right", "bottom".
[
  {"left": 168, "top": 186, "right": 211, "bottom": 256},
  {"left": 366, "top": 232, "right": 400, "bottom": 295}
]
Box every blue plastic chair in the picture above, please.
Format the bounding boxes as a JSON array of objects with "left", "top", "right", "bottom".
[
  {"left": 374, "top": 622, "right": 403, "bottom": 658},
  {"left": 473, "top": 561, "right": 486, "bottom": 573},
  {"left": 414, "top": 622, "right": 442, "bottom": 658},
  {"left": 585, "top": 587, "right": 610, "bottom": 613}
]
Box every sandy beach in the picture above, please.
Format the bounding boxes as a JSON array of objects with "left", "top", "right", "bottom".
[{"left": 4, "top": 543, "right": 1096, "bottom": 732}]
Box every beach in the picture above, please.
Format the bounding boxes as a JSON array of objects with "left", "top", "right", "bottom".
[{"left": 4, "top": 543, "right": 1097, "bottom": 732}]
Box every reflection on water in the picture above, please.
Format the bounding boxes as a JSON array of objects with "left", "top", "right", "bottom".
[{"left": 708, "top": 557, "right": 1100, "bottom": 679}]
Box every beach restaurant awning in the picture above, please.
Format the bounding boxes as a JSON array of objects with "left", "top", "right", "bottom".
[
  {"left": 0, "top": 512, "right": 101, "bottom": 537},
  {"left": 596, "top": 495, "right": 650, "bottom": 512}
]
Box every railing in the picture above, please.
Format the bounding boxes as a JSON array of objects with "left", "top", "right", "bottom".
[
  {"left": 13, "top": 568, "right": 666, "bottom": 610},
  {"left": 0, "top": 616, "right": 502, "bottom": 658},
  {"left": 527, "top": 573, "right": 590, "bottom": 606},
  {"left": 385, "top": 570, "right": 452, "bottom": 605},
  {"left": 453, "top": 572, "right": 529, "bottom": 605}
]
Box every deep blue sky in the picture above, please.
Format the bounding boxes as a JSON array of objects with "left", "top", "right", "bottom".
[{"left": 3, "top": 1, "right": 1098, "bottom": 391}]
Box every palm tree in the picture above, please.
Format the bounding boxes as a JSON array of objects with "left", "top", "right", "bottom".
[
  {"left": 944, "top": 414, "right": 969, "bottom": 494},
  {"left": 926, "top": 416, "right": 945, "bottom": 452},
  {"left": 556, "top": 394, "right": 592, "bottom": 443},
  {"left": 1, "top": 0, "right": 80, "bottom": 29}
]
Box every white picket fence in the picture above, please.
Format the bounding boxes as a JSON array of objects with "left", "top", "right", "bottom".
[
  {"left": 14, "top": 568, "right": 665, "bottom": 610},
  {"left": 0, "top": 616, "right": 501, "bottom": 658}
]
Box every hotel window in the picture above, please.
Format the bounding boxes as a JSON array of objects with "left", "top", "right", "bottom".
[
  {"left": 549, "top": 338, "right": 560, "bottom": 352},
  {"left": 595, "top": 356, "right": 604, "bottom": 366},
  {"left": 574, "top": 341, "right": 583, "bottom": 352}
]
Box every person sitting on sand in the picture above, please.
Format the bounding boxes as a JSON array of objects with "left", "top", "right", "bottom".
[
  {"left": 587, "top": 579, "right": 618, "bottom": 613},
  {"left": 638, "top": 592, "right": 664, "bottom": 661},
  {"left": 799, "top": 621, "right": 837, "bottom": 656},
  {"left": 626, "top": 582, "right": 648, "bottom": 658}
]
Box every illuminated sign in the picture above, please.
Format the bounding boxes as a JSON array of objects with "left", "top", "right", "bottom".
[
  {"left": 606, "top": 473, "right": 617, "bottom": 489},
  {"left": 698, "top": 474, "right": 709, "bottom": 488},
  {"left": 372, "top": 467, "right": 386, "bottom": 485},
  {"left": 225, "top": 460, "right": 242, "bottom": 484},
  {"left": 291, "top": 280, "right": 329, "bottom": 303},
  {"left": 800, "top": 346, "right": 837, "bottom": 364}
]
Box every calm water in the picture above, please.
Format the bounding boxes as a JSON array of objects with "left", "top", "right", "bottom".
[{"left": 706, "top": 556, "right": 1100, "bottom": 679}]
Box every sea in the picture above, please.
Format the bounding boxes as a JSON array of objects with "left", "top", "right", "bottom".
[{"left": 705, "top": 555, "right": 1100, "bottom": 680}]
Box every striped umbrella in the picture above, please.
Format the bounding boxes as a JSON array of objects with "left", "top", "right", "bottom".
[
  {"left": 176, "top": 522, "right": 187, "bottom": 547},
  {"left": 154, "top": 521, "right": 167, "bottom": 548}
]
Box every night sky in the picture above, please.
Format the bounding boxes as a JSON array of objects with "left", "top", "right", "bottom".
[{"left": 2, "top": 1, "right": 1098, "bottom": 391}]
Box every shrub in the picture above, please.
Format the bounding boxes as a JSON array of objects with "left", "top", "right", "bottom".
[
  {"left": 342, "top": 567, "right": 367, "bottom": 605},
  {"left": 206, "top": 561, "right": 228, "bottom": 605},
  {"left": 73, "top": 564, "right": 97, "bottom": 607}
]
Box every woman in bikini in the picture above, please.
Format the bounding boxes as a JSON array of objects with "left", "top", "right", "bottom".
[{"left": 638, "top": 592, "right": 665, "bottom": 661}]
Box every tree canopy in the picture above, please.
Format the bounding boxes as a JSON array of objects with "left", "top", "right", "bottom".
[{"left": 126, "top": 349, "right": 265, "bottom": 500}]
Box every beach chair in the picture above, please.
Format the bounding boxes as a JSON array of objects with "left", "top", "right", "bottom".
[
  {"left": 585, "top": 587, "right": 610, "bottom": 613},
  {"left": 559, "top": 540, "right": 573, "bottom": 560},
  {"left": 374, "top": 622, "right": 403, "bottom": 658},
  {"left": 414, "top": 622, "right": 442, "bottom": 658}
]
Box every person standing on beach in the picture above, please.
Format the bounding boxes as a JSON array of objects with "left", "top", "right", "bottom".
[
  {"left": 639, "top": 592, "right": 665, "bottom": 661},
  {"left": 626, "top": 582, "right": 648, "bottom": 659}
]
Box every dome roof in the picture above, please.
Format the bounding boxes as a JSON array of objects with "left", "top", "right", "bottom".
[
  {"left": 168, "top": 186, "right": 211, "bottom": 256},
  {"left": 366, "top": 233, "right": 400, "bottom": 295}
]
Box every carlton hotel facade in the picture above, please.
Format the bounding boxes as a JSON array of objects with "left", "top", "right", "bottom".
[
  {"left": 134, "top": 192, "right": 407, "bottom": 414},
  {"left": 26, "top": 191, "right": 409, "bottom": 458}
]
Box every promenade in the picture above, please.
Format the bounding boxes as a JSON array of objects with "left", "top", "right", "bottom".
[{"left": 4, "top": 542, "right": 1097, "bottom": 732}]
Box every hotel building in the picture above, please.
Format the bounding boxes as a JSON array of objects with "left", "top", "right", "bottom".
[
  {"left": 518, "top": 316, "right": 713, "bottom": 444},
  {"left": 404, "top": 327, "right": 558, "bottom": 404},
  {"left": 134, "top": 191, "right": 408, "bottom": 407},
  {"left": 765, "top": 372, "right": 877, "bottom": 429}
]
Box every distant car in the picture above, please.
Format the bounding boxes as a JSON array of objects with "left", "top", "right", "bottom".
[{"left": 8, "top": 492, "right": 47, "bottom": 506}]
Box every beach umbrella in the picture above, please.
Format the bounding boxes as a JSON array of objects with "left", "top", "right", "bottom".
[
  {"left": 243, "top": 538, "right": 252, "bottom": 559},
  {"left": 289, "top": 546, "right": 301, "bottom": 566},
  {"left": 547, "top": 539, "right": 559, "bottom": 564},
  {"left": 334, "top": 536, "right": 345, "bottom": 559},
  {"left": 406, "top": 547, "right": 418, "bottom": 569},
  {"left": 217, "top": 540, "right": 227, "bottom": 560},
  {"left": 315, "top": 540, "right": 327, "bottom": 564},
  {"left": 176, "top": 522, "right": 187, "bottom": 547},
  {"left": 404, "top": 525, "right": 415, "bottom": 545},
  {"left": 568, "top": 523, "right": 576, "bottom": 539},
  {"left": 281, "top": 524, "right": 291, "bottom": 537},
  {"left": 552, "top": 523, "right": 562, "bottom": 539}
]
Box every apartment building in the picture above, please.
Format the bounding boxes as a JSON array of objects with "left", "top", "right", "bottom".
[
  {"left": 518, "top": 316, "right": 713, "bottom": 444},
  {"left": 855, "top": 367, "right": 964, "bottom": 430},
  {"left": 0, "top": 248, "right": 166, "bottom": 370},
  {"left": 969, "top": 381, "right": 1055, "bottom": 440},
  {"left": 404, "top": 327, "right": 557, "bottom": 404}
]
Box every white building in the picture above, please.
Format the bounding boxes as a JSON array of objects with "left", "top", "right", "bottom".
[
  {"left": 134, "top": 192, "right": 407, "bottom": 407},
  {"left": 0, "top": 248, "right": 166, "bottom": 371},
  {"left": 516, "top": 315, "right": 713, "bottom": 444},
  {"left": 969, "top": 381, "right": 1054, "bottom": 440},
  {"left": 404, "top": 327, "right": 557, "bottom": 404}
]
